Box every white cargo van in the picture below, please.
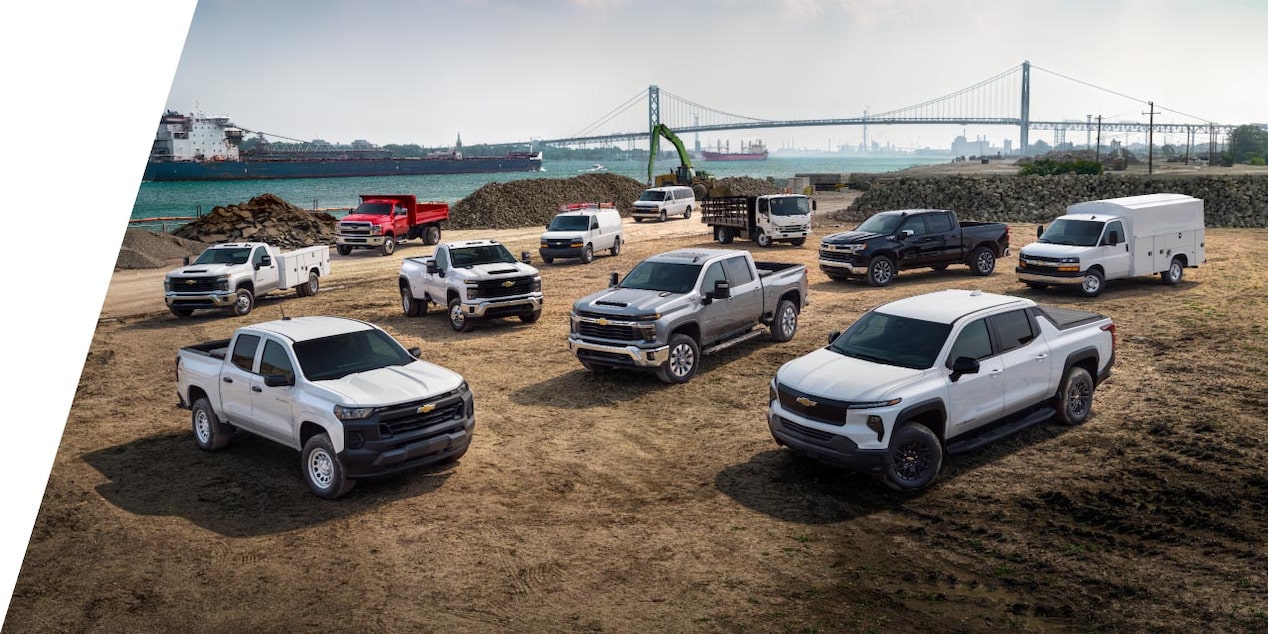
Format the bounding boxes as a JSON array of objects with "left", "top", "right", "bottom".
[
  {"left": 539, "top": 202, "right": 624, "bottom": 264},
  {"left": 1016, "top": 193, "right": 1205, "bottom": 297},
  {"left": 632, "top": 186, "right": 696, "bottom": 223}
]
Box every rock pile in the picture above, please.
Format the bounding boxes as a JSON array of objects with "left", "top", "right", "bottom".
[
  {"left": 172, "top": 194, "right": 338, "bottom": 248},
  {"left": 115, "top": 229, "right": 210, "bottom": 269}
]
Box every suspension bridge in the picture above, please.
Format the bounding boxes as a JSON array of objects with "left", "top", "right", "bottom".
[{"left": 537, "top": 61, "right": 1239, "bottom": 155}]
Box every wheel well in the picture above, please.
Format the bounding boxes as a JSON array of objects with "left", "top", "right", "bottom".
[
  {"left": 1173, "top": 254, "right": 1189, "bottom": 267},
  {"left": 896, "top": 402, "right": 946, "bottom": 441},
  {"left": 871, "top": 250, "right": 897, "bottom": 264},
  {"left": 398, "top": 277, "right": 410, "bottom": 290},
  {"left": 1087, "top": 264, "right": 1104, "bottom": 275},
  {"left": 447, "top": 290, "right": 460, "bottom": 304},
  {"left": 974, "top": 241, "right": 999, "bottom": 254},
  {"left": 671, "top": 322, "right": 700, "bottom": 343},
  {"left": 300, "top": 421, "right": 324, "bottom": 447},
  {"left": 779, "top": 289, "right": 802, "bottom": 309},
  {"left": 237, "top": 281, "right": 255, "bottom": 294},
  {"left": 1073, "top": 357, "right": 1099, "bottom": 386},
  {"left": 188, "top": 386, "right": 208, "bottom": 408}
]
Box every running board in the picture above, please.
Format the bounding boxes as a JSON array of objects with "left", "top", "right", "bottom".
[
  {"left": 945, "top": 406, "right": 1055, "bottom": 455},
  {"left": 701, "top": 329, "right": 766, "bottom": 355}
]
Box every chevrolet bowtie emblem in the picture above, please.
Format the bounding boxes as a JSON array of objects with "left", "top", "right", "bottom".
[
  {"left": 185, "top": 279, "right": 196, "bottom": 285},
  {"left": 417, "top": 403, "right": 435, "bottom": 414},
  {"left": 796, "top": 396, "right": 817, "bottom": 407},
  {"left": 502, "top": 280, "right": 514, "bottom": 287},
  {"left": 596, "top": 318, "right": 609, "bottom": 326}
]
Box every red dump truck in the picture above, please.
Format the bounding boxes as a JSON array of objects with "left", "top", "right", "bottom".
[{"left": 335, "top": 194, "right": 450, "bottom": 256}]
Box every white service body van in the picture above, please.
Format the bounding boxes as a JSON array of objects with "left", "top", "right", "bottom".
[
  {"left": 632, "top": 186, "right": 696, "bottom": 222},
  {"left": 539, "top": 203, "right": 624, "bottom": 264},
  {"left": 1016, "top": 193, "right": 1205, "bottom": 297}
]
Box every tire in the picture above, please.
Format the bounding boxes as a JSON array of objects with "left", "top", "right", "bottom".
[
  {"left": 659, "top": 210, "right": 668, "bottom": 223},
  {"left": 1054, "top": 366, "right": 1095, "bottom": 426},
  {"left": 191, "top": 397, "right": 231, "bottom": 451},
  {"left": 684, "top": 206, "right": 692, "bottom": 220},
  {"left": 401, "top": 284, "right": 425, "bottom": 317},
  {"left": 610, "top": 237, "right": 621, "bottom": 257},
  {"left": 655, "top": 334, "right": 699, "bottom": 384},
  {"left": 769, "top": 299, "right": 799, "bottom": 342},
  {"left": 755, "top": 230, "right": 772, "bottom": 248},
  {"left": 231, "top": 288, "right": 254, "bottom": 317},
  {"left": 380, "top": 235, "right": 396, "bottom": 256},
  {"left": 336, "top": 244, "right": 352, "bottom": 256},
  {"left": 1161, "top": 256, "right": 1183, "bottom": 285},
  {"left": 865, "top": 256, "right": 896, "bottom": 287},
  {"left": 301, "top": 433, "right": 355, "bottom": 500},
  {"left": 883, "top": 423, "right": 943, "bottom": 492},
  {"left": 634, "top": 217, "right": 644, "bottom": 223},
  {"left": 170, "top": 306, "right": 194, "bottom": 318},
  {"left": 448, "top": 297, "right": 473, "bottom": 332},
  {"left": 296, "top": 271, "right": 319, "bottom": 297},
  {"left": 519, "top": 309, "right": 542, "bottom": 324},
  {"left": 542, "top": 256, "right": 554, "bottom": 264},
  {"left": 717, "top": 226, "right": 734, "bottom": 245},
  {"left": 969, "top": 246, "right": 996, "bottom": 276},
  {"left": 1078, "top": 269, "right": 1105, "bottom": 297},
  {"left": 790, "top": 238, "right": 806, "bottom": 247},
  {"left": 581, "top": 244, "right": 594, "bottom": 264},
  {"left": 424, "top": 225, "right": 441, "bottom": 246},
  {"left": 1024, "top": 282, "right": 1048, "bottom": 290}
]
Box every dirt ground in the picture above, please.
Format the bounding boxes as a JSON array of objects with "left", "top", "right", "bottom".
[{"left": 7, "top": 191, "right": 1268, "bottom": 633}]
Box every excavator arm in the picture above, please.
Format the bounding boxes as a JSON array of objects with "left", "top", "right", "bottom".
[{"left": 647, "top": 124, "right": 695, "bottom": 185}]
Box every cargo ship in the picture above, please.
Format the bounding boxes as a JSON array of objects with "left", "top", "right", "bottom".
[
  {"left": 142, "top": 111, "right": 542, "bottom": 181},
  {"left": 701, "top": 139, "right": 768, "bottom": 161}
]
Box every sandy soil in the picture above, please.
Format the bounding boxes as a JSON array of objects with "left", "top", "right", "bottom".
[{"left": 8, "top": 190, "right": 1268, "bottom": 633}]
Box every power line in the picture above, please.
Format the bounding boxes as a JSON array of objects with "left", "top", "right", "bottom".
[{"left": 1030, "top": 63, "right": 1214, "bottom": 123}]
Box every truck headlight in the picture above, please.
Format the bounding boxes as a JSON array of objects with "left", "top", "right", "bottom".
[
  {"left": 846, "top": 398, "right": 902, "bottom": 409},
  {"left": 467, "top": 287, "right": 479, "bottom": 300},
  {"left": 540, "top": 240, "right": 548, "bottom": 248},
  {"left": 163, "top": 279, "right": 171, "bottom": 292},
  {"left": 532, "top": 277, "right": 542, "bottom": 293},
  {"left": 334, "top": 404, "right": 376, "bottom": 420},
  {"left": 215, "top": 276, "right": 230, "bottom": 291},
  {"left": 638, "top": 323, "right": 656, "bottom": 342},
  {"left": 371, "top": 226, "right": 383, "bottom": 235},
  {"left": 769, "top": 379, "right": 778, "bottom": 405}
]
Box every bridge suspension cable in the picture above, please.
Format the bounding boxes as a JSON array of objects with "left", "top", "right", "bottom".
[
  {"left": 1029, "top": 63, "right": 1214, "bottom": 123},
  {"left": 568, "top": 88, "right": 649, "bottom": 139}
]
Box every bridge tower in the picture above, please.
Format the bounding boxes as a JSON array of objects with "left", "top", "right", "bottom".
[
  {"left": 648, "top": 84, "right": 661, "bottom": 148},
  {"left": 1020, "top": 60, "right": 1031, "bottom": 156}
]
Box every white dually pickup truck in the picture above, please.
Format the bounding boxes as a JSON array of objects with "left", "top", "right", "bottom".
[
  {"left": 768, "top": 289, "right": 1115, "bottom": 491},
  {"left": 164, "top": 242, "right": 330, "bottom": 318},
  {"left": 398, "top": 239, "right": 543, "bottom": 332},
  {"left": 176, "top": 316, "right": 475, "bottom": 499}
]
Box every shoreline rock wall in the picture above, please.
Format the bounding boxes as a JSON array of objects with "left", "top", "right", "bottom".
[{"left": 835, "top": 174, "right": 1268, "bottom": 227}]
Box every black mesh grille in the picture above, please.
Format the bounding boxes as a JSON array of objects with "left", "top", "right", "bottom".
[
  {"left": 777, "top": 384, "right": 849, "bottom": 426},
  {"left": 170, "top": 277, "right": 219, "bottom": 293},
  {"left": 473, "top": 276, "right": 534, "bottom": 299}
]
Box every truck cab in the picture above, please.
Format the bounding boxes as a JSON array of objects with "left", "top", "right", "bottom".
[
  {"left": 336, "top": 194, "right": 449, "bottom": 256},
  {"left": 399, "top": 239, "right": 544, "bottom": 331}
]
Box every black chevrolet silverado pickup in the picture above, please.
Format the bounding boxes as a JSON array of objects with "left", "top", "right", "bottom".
[{"left": 818, "top": 209, "right": 1010, "bottom": 287}]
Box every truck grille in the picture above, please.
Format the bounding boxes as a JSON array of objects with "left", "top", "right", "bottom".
[
  {"left": 545, "top": 239, "right": 574, "bottom": 248},
  {"left": 818, "top": 249, "right": 856, "bottom": 264},
  {"left": 577, "top": 321, "right": 639, "bottom": 341},
  {"left": 473, "top": 276, "right": 534, "bottom": 299},
  {"left": 377, "top": 392, "right": 466, "bottom": 437},
  {"left": 777, "top": 416, "right": 838, "bottom": 443},
  {"left": 1017, "top": 255, "right": 1063, "bottom": 275},
  {"left": 169, "top": 277, "right": 219, "bottom": 293},
  {"left": 777, "top": 383, "right": 849, "bottom": 426},
  {"left": 339, "top": 221, "right": 373, "bottom": 237}
]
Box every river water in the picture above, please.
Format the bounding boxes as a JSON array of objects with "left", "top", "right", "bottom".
[{"left": 129, "top": 155, "right": 949, "bottom": 223}]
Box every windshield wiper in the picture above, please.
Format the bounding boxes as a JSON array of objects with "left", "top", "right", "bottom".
[{"left": 844, "top": 350, "right": 893, "bottom": 365}]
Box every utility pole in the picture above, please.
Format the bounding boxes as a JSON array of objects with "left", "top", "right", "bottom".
[
  {"left": 1086, "top": 114, "right": 1092, "bottom": 150},
  {"left": 1143, "top": 101, "right": 1160, "bottom": 174},
  {"left": 1184, "top": 126, "right": 1192, "bottom": 165},
  {"left": 1209, "top": 124, "right": 1216, "bottom": 163},
  {"left": 1095, "top": 115, "right": 1102, "bottom": 162}
]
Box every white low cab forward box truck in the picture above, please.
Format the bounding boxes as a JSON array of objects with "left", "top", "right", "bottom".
[{"left": 1015, "top": 193, "right": 1205, "bottom": 297}]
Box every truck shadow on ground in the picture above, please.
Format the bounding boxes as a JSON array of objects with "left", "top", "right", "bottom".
[
  {"left": 83, "top": 431, "right": 453, "bottom": 537},
  {"left": 716, "top": 423, "right": 1076, "bottom": 525}
]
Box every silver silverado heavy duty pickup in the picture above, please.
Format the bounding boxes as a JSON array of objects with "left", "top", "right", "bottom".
[{"left": 569, "top": 248, "right": 808, "bottom": 384}]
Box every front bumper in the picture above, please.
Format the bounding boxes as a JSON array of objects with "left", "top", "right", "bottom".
[
  {"left": 166, "top": 292, "right": 238, "bottom": 309},
  {"left": 819, "top": 259, "right": 860, "bottom": 275},
  {"left": 568, "top": 336, "right": 669, "bottom": 368},
  {"left": 540, "top": 246, "right": 584, "bottom": 259},
  {"left": 1015, "top": 267, "right": 1084, "bottom": 286},
  {"left": 337, "top": 234, "right": 387, "bottom": 247},
  {"left": 340, "top": 391, "right": 476, "bottom": 478},
  {"left": 767, "top": 409, "right": 887, "bottom": 473},
  {"left": 464, "top": 295, "right": 542, "bottom": 318}
]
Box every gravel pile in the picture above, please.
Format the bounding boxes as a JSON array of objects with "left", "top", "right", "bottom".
[
  {"left": 115, "top": 230, "right": 210, "bottom": 269},
  {"left": 449, "top": 173, "right": 646, "bottom": 229},
  {"left": 172, "top": 194, "right": 338, "bottom": 249}
]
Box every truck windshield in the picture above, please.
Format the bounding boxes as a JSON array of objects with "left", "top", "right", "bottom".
[
  {"left": 547, "top": 216, "right": 589, "bottom": 231},
  {"left": 293, "top": 329, "right": 415, "bottom": 382},
  {"left": 450, "top": 244, "right": 517, "bottom": 267},
  {"left": 1038, "top": 218, "right": 1105, "bottom": 247},
  {"left": 855, "top": 213, "right": 905, "bottom": 235},
  {"left": 638, "top": 191, "right": 667, "bottom": 202},
  {"left": 619, "top": 261, "right": 702, "bottom": 294},
  {"left": 193, "top": 247, "right": 251, "bottom": 265},
  {"left": 829, "top": 310, "right": 952, "bottom": 370},
  {"left": 769, "top": 197, "right": 810, "bottom": 217},
  {"left": 353, "top": 202, "right": 394, "bottom": 216}
]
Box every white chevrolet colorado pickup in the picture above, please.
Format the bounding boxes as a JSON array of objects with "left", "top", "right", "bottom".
[
  {"left": 176, "top": 316, "right": 474, "bottom": 499},
  {"left": 768, "top": 289, "right": 1115, "bottom": 491}
]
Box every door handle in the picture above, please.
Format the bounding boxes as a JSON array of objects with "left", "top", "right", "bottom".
[
  {"left": 251, "top": 386, "right": 262, "bottom": 393},
  {"left": 1036, "top": 353, "right": 1048, "bottom": 361},
  {"left": 222, "top": 377, "right": 233, "bottom": 383},
  {"left": 989, "top": 369, "right": 1003, "bottom": 376}
]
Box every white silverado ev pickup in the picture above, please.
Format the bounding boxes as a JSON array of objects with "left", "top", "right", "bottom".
[
  {"left": 176, "top": 316, "right": 474, "bottom": 499},
  {"left": 399, "top": 239, "right": 543, "bottom": 332},
  {"left": 164, "top": 242, "right": 330, "bottom": 318},
  {"left": 768, "top": 289, "right": 1115, "bottom": 491}
]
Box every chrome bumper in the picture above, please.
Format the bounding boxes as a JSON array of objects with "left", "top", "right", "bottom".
[
  {"left": 337, "top": 235, "right": 386, "bottom": 247},
  {"left": 166, "top": 292, "right": 237, "bottom": 307},
  {"left": 568, "top": 337, "right": 669, "bottom": 368},
  {"left": 464, "top": 295, "right": 543, "bottom": 317},
  {"left": 1016, "top": 271, "right": 1083, "bottom": 286},
  {"left": 818, "top": 260, "right": 859, "bottom": 274}
]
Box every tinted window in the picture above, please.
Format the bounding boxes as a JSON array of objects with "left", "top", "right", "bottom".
[
  {"left": 856, "top": 213, "right": 904, "bottom": 235},
  {"left": 619, "top": 261, "right": 701, "bottom": 294},
  {"left": 434, "top": 247, "right": 449, "bottom": 270},
  {"left": 992, "top": 310, "right": 1035, "bottom": 352},
  {"left": 1103, "top": 220, "right": 1125, "bottom": 245},
  {"left": 722, "top": 256, "right": 754, "bottom": 285},
  {"left": 902, "top": 216, "right": 929, "bottom": 236},
  {"left": 701, "top": 262, "right": 726, "bottom": 292},
  {"left": 926, "top": 213, "right": 953, "bottom": 233},
  {"left": 946, "top": 319, "right": 992, "bottom": 367},
  {"left": 1039, "top": 218, "right": 1105, "bottom": 247},
  {"left": 829, "top": 311, "right": 952, "bottom": 370},
  {"left": 547, "top": 216, "right": 588, "bottom": 231},
  {"left": 230, "top": 334, "right": 260, "bottom": 372},
  {"left": 293, "top": 328, "right": 415, "bottom": 382},
  {"left": 259, "top": 339, "right": 295, "bottom": 384}
]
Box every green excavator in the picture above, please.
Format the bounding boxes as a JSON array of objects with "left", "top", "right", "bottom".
[{"left": 647, "top": 123, "right": 729, "bottom": 199}]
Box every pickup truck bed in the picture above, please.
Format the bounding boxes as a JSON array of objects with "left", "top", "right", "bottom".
[
  {"left": 1037, "top": 305, "right": 1105, "bottom": 330},
  {"left": 180, "top": 339, "right": 230, "bottom": 359}
]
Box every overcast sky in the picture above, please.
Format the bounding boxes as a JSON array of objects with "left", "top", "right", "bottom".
[{"left": 163, "top": 0, "right": 1267, "bottom": 151}]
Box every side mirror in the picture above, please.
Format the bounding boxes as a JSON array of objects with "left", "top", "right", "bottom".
[
  {"left": 899, "top": 229, "right": 914, "bottom": 239},
  {"left": 710, "top": 280, "right": 731, "bottom": 300},
  {"left": 407, "top": 346, "right": 422, "bottom": 358},
  {"left": 521, "top": 251, "right": 531, "bottom": 264},
  {"left": 183, "top": 256, "right": 190, "bottom": 266},
  {"left": 827, "top": 330, "right": 841, "bottom": 345},
  {"left": 263, "top": 373, "right": 293, "bottom": 388},
  {"left": 948, "top": 356, "right": 980, "bottom": 382},
  {"left": 812, "top": 200, "right": 818, "bottom": 211},
  {"left": 426, "top": 261, "right": 439, "bottom": 275},
  {"left": 1106, "top": 231, "right": 1120, "bottom": 246},
  {"left": 608, "top": 272, "right": 619, "bottom": 287},
  {"left": 1037, "top": 225, "right": 1045, "bottom": 239}
]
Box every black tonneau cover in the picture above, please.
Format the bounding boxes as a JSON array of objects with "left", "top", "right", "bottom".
[{"left": 1036, "top": 305, "right": 1104, "bottom": 330}]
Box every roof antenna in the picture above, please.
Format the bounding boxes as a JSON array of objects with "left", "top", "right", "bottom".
[{"left": 280, "top": 306, "right": 290, "bottom": 320}]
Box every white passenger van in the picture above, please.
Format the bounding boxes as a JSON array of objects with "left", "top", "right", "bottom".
[
  {"left": 539, "top": 202, "right": 624, "bottom": 264},
  {"left": 1016, "top": 193, "right": 1205, "bottom": 297},
  {"left": 632, "top": 186, "right": 696, "bottom": 223}
]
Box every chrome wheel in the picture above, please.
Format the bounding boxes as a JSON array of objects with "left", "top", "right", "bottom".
[
  {"left": 867, "top": 258, "right": 894, "bottom": 286},
  {"left": 307, "top": 446, "right": 335, "bottom": 490},
  {"left": 450, "top": 304, "right": 466, "bottom": 329},
  {"left": 778, "top": 304, "right": 797, "bottom": 338},
  {"left": 974, "top": 249, "right": 995, "bottom": 275},
  {"left": 1081, "top": 273, "right": 1102, "bottom": 295},
  {"left": 194, "top": 409, "right": 211, "bottom": 444},
  {"left": 668, "top": 342, "right": 695, "bottom": 378}
]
